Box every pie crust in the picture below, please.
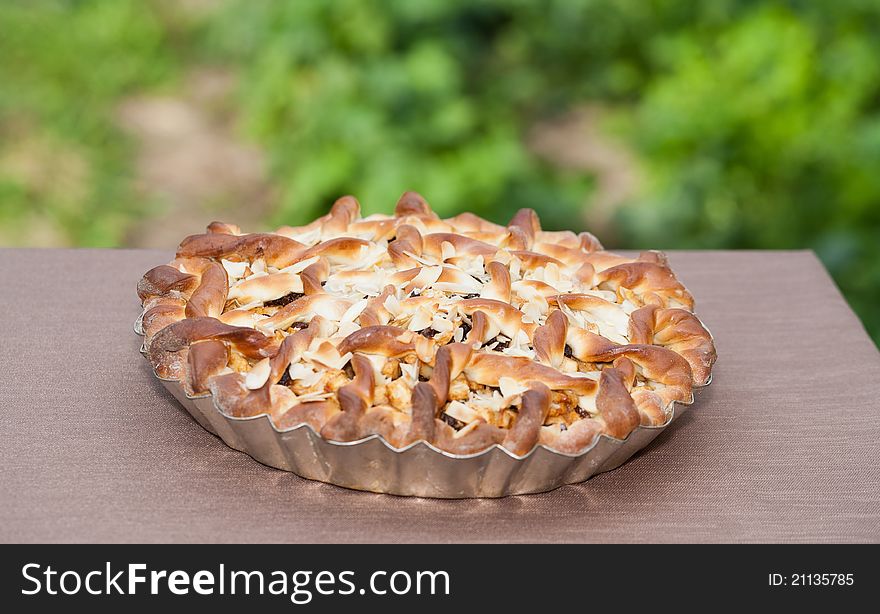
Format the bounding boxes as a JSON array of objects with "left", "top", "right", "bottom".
[{"left": 138, "top": 192, "right": 715, "bottom": 457}]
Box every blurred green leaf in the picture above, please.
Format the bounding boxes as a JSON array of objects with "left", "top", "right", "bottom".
[{"left": 0, "top": 0, "right": 877, "bottom": 343}]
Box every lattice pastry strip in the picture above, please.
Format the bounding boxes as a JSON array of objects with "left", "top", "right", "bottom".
[{"left": 139, "top": 192, "right": 716, "bottom": 456}]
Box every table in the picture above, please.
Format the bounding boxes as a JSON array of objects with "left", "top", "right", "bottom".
[{"left": 2, "top": 249, "right": 878, "bottom": 543}]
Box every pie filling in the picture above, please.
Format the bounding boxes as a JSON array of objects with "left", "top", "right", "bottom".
[{"left": 138, "top": 192, "right": 716, "bottom": 456}]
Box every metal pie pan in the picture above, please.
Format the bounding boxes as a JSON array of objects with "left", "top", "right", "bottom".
[{"left": 136, "top": 317, "right": 708, "bottom": 498}]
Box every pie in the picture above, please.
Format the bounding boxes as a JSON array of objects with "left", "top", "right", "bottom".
[{"left": 138, "top": 192, "right": 715, "bottom": 457}]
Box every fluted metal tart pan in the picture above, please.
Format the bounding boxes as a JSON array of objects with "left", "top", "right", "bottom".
[{"left": 136, "top": 316, "right": 710, "bottom": 498}]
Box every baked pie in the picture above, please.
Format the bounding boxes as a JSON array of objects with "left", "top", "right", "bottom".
[{"left": 138, "top": 192, "right": 715, "bottom": 457}]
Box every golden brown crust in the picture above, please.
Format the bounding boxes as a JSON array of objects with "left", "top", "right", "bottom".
[
  {"left": 598, "top": 262, "right": 694, "bottom": 309},
  {"left": 138, "top": 265, "right": 199, "bottom": 302},
  {"left": 595, "top": 368, "right": 641, "bottom": 438},
  {"left": 138, "top": 191, "right": 715, "bottom": 456},
  {"left": 185, "top": 340, "right": 228, "bottom": 395},
  {"left": 502, "top": 382, "right": 551, "bottom": 455},
  {"left": 629, "top": 306, "right": 716, "bottom": 386},
  {"left": 184, "top": 261, "right": 228, "bottom": 319},
  {"left": 177, "top": 232, "right": 306, "bottom": 268}
]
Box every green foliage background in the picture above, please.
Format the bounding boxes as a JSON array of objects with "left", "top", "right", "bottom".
[{"left": 0, "top": 0, "right": 878, "bottom": 343}]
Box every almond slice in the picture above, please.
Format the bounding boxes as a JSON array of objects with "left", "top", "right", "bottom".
[
  {"left": 498, "top": 376, "right": 527, "bottom": 399},
  {"left": 383, "top": 294, "right": 403, "bottom": 317},
  {"left": 445, "top": 400, "right": 479, "bottom": 424},
  {"left": 408, "top": 306, "right": 434, "bottom": 332},
  {"left": 440, "top": 240, "right": 456, "bottom": 262},
  {"left": 245, "top": 357, "right": 272, "bottom": 390},
  {"left": 221, "top": 259, "right": 249, "bottom": 280},
  {"left": 340, "top": 298, "right": 369, "bottom": 323}
]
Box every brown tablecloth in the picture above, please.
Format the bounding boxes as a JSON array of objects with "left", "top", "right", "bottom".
[{"left": 1, "top": 249, "right": 878, "bottom": 543}]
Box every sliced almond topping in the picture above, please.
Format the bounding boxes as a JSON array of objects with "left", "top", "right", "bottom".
[
  {"left": 281, "top": 256, "right": 321, "bottom": 274},
  {"left": 521, "top": 301, "right": 544, "bottom": 324},
  {"left": 399, "top": 362, "right": 419, "bottom": 382},
  {"left": 440, "top": 240, "right": 456, "bottom": 262},
  {"left": 462, "top": 255, "right": 485, "bottom": 277},
  {"left": 303, "top": 342, "right": 352, "bottom": 371},
  {"left": 445, "top": 400, "right": 479, "bottom": 424},
  {"left": 512, "top": 329, "right": 531, "bottom": 347},
  {"left": 413, "top": 336, "right": 435, "bottom": 364},
  {"left": 512, "top": 281, "right": 539, "bottom": 302},
  {"left": 289, "top": 227, "right": 322, "bottom": 245},
  {"left": 509, "top": 257, "right": 521, "bottom": 279},
  {"left": 288, "top": 363, "right": 323, "bottom": 388},
  {"left": 365, "top": 354, "right": 390, "bottom": 383},
  {"left": 501, "top": 347, "right": 536, "bottom": 359},
  {"left": 410, "top": 265, "right": 444, "bottom": 290},
  {"left": 469, "top": 389, "right": 506, "bottom": 413},
  {"left": 221, "top": 259, "right": 249, "bottom": 280},
  {"left": 453, "top": 420, "right": 481, "bottom": 439},
  {"left": 383, "top": 294, "right": 402, "bottom": 317},
  {"left": 492, "top": 250, "right": 511, "bottom": 265},
  {"left": 296, "top": 391, "right": 334, "bottom": 403},
  {"left": 544, "top": 262, "right": 561, "bottom": 285},
  {"left": 498, "top": 376, "right": 528, "bottom": 400},
  {"left": 353, "top": 276, "right": 384, "bottom": 297},
  {"left": 432, "top": 276, "right": 481, "bottom": 294},
  {"left": 577, "top": 394, "right": 598, "bottom": 416},
  {"left": 408, "top": 306, "right": 434, "bottom": 332},
  {"left": 620, "top": 299, "right": 637, "bottom": 314},
  {"left": 345, "top": 242, "right": 388, "bottom": 271},
  {"left": 227, "top": 272, "right": 304, "bottom": 302},
  {"left": 245, "top": 357, "right": 272, "bottom": 390},
  {"left": 431, "top": 314, "right": 454, "bottom": 334},
  {"left": 402, "top": 250, "right": 439, "bottom": 267},
  {"left": 251, "top": 258, "right": 267, "bottom": 274},
  {"left": 334, "top": 320, "right": 360, "bottom": 338},
  {"left": 340, "top": 298, "right": 369, "bottom": 323}
]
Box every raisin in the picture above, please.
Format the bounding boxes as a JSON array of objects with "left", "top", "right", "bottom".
[
  {"left": 493, "top": 339, "right": 510, "bottom": 351},
  {"left": 291, "top": 321, "right": 310, "bottom": 330},
  {"left": 265, "top": 292, "right": 305, "bottom": 307},
  {"left": 575, "top": 406, "right": 590, "bottom": 419},
  {"left": 277, "top": 370, "right": 292, "bottom": 387},
  {"left": 441, "top": 413, "right": 465, "bottom": 430},
  {"left": 564, "top": 344, "right": 574, "bottom": 358},
  {"left": 419, "top": 327, "right": 438, "bottom": 338}
]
